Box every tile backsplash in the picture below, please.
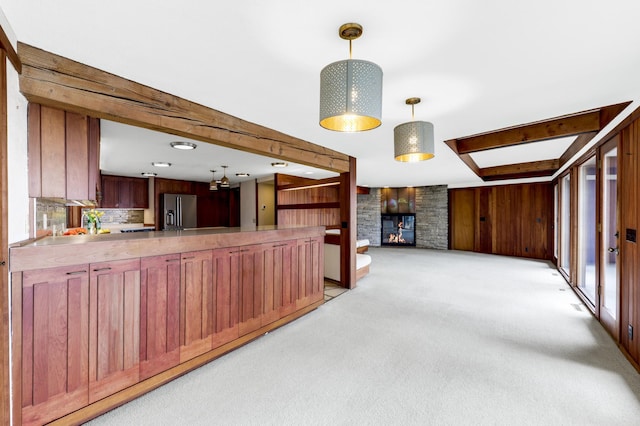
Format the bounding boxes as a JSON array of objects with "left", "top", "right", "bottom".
[
  {"left": 35, "top": 198, "right": 67, "bottom": 236},
  {"left": 34, "top": 199, "right": 148, "bottom": 236},
  {"left": 81, "top": 208, "right": 145, "bottom": 227}
]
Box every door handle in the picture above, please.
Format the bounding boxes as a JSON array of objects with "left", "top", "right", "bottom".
[{"left": 608, "top": 247, "right": 619, "bottom": 255}]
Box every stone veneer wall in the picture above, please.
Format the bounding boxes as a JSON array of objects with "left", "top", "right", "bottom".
[
  {"left": 415, "top": 185, "right": 448, "bottom": 250},
  {"left": 356, "top": 185, "right": 448, "bottom": 249},
  {"left": 356, "top": 188, "right": 381, "bottom": 246}
]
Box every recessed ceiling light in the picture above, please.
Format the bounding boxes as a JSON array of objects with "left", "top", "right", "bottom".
[
  {"left": 235, "top": 173, "right": 250, "bottom": 177},
  {"left": 141, "top": 172, "right": 157, "bottom": 177},
  {"left": 170, "top": 141, "right": 197, "bottom": 150},
  {"left": 271, "top": 162, "right": 288, "bottom": 168},
  {"left": 151, "top": 162, "right": 172, "bottom": 167}
]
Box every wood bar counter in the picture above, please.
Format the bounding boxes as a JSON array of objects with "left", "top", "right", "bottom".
[{"left": 10, "top": 226, "right": 325, "bottom": 425}]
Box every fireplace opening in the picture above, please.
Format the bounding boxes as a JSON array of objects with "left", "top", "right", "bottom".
[{"left": 382, "top": 214, "right": 416, "bottom": 246}]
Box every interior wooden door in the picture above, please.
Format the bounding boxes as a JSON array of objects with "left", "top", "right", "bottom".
[
  {"left": 89, "top": 258, "right": 141, "bottom": 403},
  {"left": 449, "top": 188, "right": 475, "bottom": 251}
]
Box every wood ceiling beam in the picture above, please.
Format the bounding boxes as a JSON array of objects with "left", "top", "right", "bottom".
[
  {"left": 451, "top": 102, "right": 631, "bottom": 155},
  {"left": 444, "top": 139, "right": 481, "bottom": 179},
  {"left": 445, "top": 101, "right": 631, "bottom": 182},
  {"left": 479, "top": 159, "right": 560, "bottom": 181},
  {"left": 16, "top": 43, "right": 351, "bottom": 174},
  {"left": 558, "top": 132, "right": 597, "bottom": 167}
]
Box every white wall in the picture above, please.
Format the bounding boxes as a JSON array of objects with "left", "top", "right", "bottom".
[
  {"left": 257, "top": 181, "right": 275, "bottom": 226},
  {"left": 240, "top": 180, "right": 256, "bottom": 227},
  {"left": 2, "top": 8, "right": 30, "bottom": 244}
]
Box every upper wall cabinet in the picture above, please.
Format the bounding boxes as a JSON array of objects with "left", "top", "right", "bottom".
[
  {"left": 101, "top": 175, "right": 149, "bottom": 208},
  {"left": 28, "top": 103, "right": 100, "bottom": 200}
]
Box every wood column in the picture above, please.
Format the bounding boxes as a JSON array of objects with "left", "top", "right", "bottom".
[
  {"left": 1, "top": 21, "right": 21, "bottom": 423},
  {"left": 0, "top": 47, "right": 9, "bottom": 426},
  {"left": 340, "top": 157, "right": 357, "bottom": 289}
]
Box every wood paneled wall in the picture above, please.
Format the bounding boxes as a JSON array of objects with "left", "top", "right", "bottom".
[
  {"left": 275, "top": 174, "right": 341, "bottom": 228},
  {"left": 275, "top": 169, "right": 357, "bottom": 289},
  {"left": 620, "top": 117, "right": 640, "bottom": 363},
  {"left": 449, "top": 182, "right": 553, "bottom": 260}
]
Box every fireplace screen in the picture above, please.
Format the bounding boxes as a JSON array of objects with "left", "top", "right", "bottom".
[{"left": 381, "top": 214, "right": 415, "bottom": 246}]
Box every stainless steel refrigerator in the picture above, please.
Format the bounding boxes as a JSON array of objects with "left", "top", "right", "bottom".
[{"left": 162, "top": 194, "right": 197, "bottom": 230}]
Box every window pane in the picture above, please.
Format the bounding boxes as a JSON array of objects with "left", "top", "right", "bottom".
[
  {"left": 578, "top": 157, "right": 597, "bottom": 306},
  {"left": 560, "top": 175, "right": 571, "bottom": 275}
]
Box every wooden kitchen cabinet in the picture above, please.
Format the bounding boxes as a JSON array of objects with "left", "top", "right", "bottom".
[
  {"left": 235, "top": 244, "right": 265, "bottom": 336},
  {"left": 179, "top": 250, "right": 214, "bottom": 362},
  {"left": 210, "top": 247, "right": 240, "bottom": 349},
  {"left": 139, "top": 254, "right": 181, "bottom": 380},
  {"left": 10, "top": 226, "right": 324, "bottom": 425},
  {"left": 20, "top": 264, "right": 90, "bottom": 426},
  {"left": 101, "top": 175, "right": 149, "bottom": 208},
  {"left": 296, "top": 236, "right": 324, "bottom": 309},
  {"left": 28, "top": 103, "right": 100, "bottom": 200},
  {"left": 263, "top": 239, "right": 298, "bottom": 322},
  {"left": 89, "top": 258, "right": 141, "bottom": 403}
]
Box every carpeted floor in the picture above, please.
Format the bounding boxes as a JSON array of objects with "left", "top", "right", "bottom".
[{"left": 87, "top": 248, "right": 640, "bottom": 425}]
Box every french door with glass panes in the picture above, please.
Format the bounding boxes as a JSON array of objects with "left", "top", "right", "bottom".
[{"left": 599, "top": 136, "right": 620, "bottom": 339}]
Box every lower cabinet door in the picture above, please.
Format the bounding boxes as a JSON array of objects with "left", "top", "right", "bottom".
[
  {"left": 139, "top": 254, "right": 181, "bottom": 380},
  {"left": 237, "top": 244, "right": 265, "bottom": 336},
  {"left": 295, "top": 236, "right": 325, "bottom": 310},
  {"left": 21, "top": 265, "right": 90, "bottom": 426},
  {"left": 89, "top": 258, "right": 141, "bottom": 403},
  {"left": 180, "top": 250, "right": 214, "bottom": 362},
  {"left": 211, "top": 247, "right": 240, "bottom": 348},
  {"left": 309, "top": 236, "right": 324, "bottom": 303},
  {"left": 263, "top": 240, "right": 297, "bottom": 322}
]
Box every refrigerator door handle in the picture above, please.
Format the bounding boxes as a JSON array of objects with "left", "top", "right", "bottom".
[{"left": 177, "top": 196, "right": 182, "bottom": 228}]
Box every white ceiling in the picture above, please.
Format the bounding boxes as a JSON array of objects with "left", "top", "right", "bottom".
[{"left": 3, "top": 0, "right": 640, "bottom": 188}]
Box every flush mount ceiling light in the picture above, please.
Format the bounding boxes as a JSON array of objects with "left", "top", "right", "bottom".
[
  {"left": 319, "top": 23, "right": 383, "bottom": 132},
  {"left": 220, "top": 165, "right": 230, "bottom": 188},
  {"left": 209, "top": 170, "right": 218, "bottom": 191},
  {"left": 235, "top": 173, "right": 250, "bottom": 177},
  {"left": 394, "top": 97, "right": 435, "bottom": 162},
  {"left": 141, "top": 172, "right": 157, "bottom": 177},
  {"left": 151, "top": 162, "right": 172, "bottom": 167},
  {"left": 271, "top": 162, "right": 288, "bottom": 168},
  {"left": 170, "top": 141, "right": 197, "bottom": 150}
]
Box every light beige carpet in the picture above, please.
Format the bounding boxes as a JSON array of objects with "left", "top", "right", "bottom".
[{"left": 87, "top": 248, "right": 640, "bottom": 425}]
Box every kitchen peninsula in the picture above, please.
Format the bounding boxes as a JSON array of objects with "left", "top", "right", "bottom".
[{"left": 10, "top": 225, "right": 324, "bottom": 425}]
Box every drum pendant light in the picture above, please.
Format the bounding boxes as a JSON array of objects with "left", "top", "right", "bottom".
[
  {"left": 394, "top": 97, "right": 435, "bottom": 162},
  {"left": 320, "top": 23, "right": 383, "bottom": 132}
]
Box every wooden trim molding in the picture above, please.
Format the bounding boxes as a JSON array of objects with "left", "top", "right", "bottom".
[
  {"left": 17, "top": 42, "right": 350, "bottom": 174},
  {"left": 0, "top": 25, "right": 21, "bottom": 73},
  {"left": 445, "top": 102, "right": 632, "bottom": 182}
]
